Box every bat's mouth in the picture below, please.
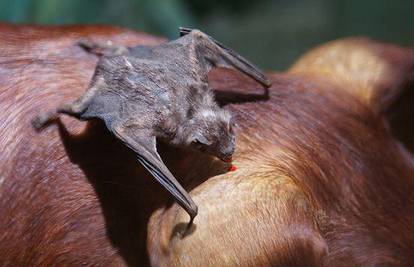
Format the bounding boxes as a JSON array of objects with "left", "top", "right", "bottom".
[{"left": 220, "top": 156, "right": 232, "bottom": 163}]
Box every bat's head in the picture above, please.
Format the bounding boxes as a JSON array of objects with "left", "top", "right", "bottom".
[{"left": 186, "top": 107, "right": 236, "bottom": 162}]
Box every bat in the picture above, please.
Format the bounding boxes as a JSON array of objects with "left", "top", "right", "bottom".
[{"left": 33, "top": 27, "right": 270, "bottom": 224}]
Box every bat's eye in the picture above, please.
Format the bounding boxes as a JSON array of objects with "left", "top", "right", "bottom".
[
  {"left": 192, "top": 139, "right": 204, "bottom": 146},
  {"left": 192, "top": 134, "right": 212, "bottom": 146},
  {"left": 192, "top": 139, "right": 208, "bottom": 147}
]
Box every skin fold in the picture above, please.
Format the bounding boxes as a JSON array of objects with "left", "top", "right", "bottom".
[{"left": 1, "top": 24, "right": 414, "bottom": 266}]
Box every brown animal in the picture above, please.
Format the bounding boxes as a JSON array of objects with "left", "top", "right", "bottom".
[{"left": 1, "top": 24, "right": 414, "bottom": 266}]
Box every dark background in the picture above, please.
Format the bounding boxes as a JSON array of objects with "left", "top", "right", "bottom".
[{"left": 1, "top": 0, "right": 413, "bottom": 70}]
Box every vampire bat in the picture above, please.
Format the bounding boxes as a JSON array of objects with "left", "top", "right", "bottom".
[{"left": 33, "top": 27, "right": 270, "bottom": 224}]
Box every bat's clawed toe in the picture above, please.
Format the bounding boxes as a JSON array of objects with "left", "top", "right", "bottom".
[{"left": 77, "top": 39, "right": 129, "bottom": 56}]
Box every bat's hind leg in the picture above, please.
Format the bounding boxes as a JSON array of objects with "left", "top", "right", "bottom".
[
  {"left": 32, "top": 101, "right": 87, "bottom": 130},
  {"left": 32, "top": 79, "right": 104, "bottom": 130}
]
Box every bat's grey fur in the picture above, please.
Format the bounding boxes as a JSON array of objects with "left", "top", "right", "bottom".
[{"left": 33, "top": 28, "right": 270, "bottom": 223}]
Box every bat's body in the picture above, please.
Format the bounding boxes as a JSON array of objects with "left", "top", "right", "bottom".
[{"left": 33, "top": 28, "right": 269, "bottom": 222}]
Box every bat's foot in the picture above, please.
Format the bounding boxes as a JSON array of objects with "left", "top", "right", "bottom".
[
  {"left": 77, "top": 39, "right": 129, "bottom": 56},
  {"left": 31, "top": 111, "right": 58, "bottom": 131}
]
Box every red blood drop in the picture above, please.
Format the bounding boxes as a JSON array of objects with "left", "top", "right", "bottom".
[{"left": 229, "top": 165, "right": 237, "bottom": 172}]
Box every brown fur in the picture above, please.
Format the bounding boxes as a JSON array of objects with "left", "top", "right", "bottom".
[{"left": 1, "top": 24, "right": 414, "bottom": 266}]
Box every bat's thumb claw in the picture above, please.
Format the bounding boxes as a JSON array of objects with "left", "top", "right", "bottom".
[
  {"left": 186, "top": 204, "right": 198, "bottom": 228},
  {"left": 189, "top": 205, "right": 198, "bottom": 222}
]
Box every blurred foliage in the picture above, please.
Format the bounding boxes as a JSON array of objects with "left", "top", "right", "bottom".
[{"left": 0, "top": 0, "right": 413, "bottom": 70}]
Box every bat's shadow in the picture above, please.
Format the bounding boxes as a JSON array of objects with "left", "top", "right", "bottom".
[{"left": 56, "top": 120, "right": 226, "bottom": 266}]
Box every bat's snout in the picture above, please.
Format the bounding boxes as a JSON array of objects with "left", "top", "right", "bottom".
[{"left": 218, "top": 143, "right": 235, "bottom": 163}]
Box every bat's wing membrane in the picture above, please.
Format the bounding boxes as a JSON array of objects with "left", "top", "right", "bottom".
[
  {"left": 109, "top": 123, "right": 198, "bottom": 222},
  {"left": 179, "top": 27, "right": 271, "bottom": 87}
]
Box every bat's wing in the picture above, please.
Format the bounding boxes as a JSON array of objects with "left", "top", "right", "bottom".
[
  {"left": 109, "top": 123, "right": 198, "bottom": 223},
  {"left": 179, "top": 27, "right": 271, "bottom": 87}
]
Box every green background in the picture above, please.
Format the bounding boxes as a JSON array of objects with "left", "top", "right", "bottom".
[{"left": 1, "top": 0, "right": 413, "bottom": 70}]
